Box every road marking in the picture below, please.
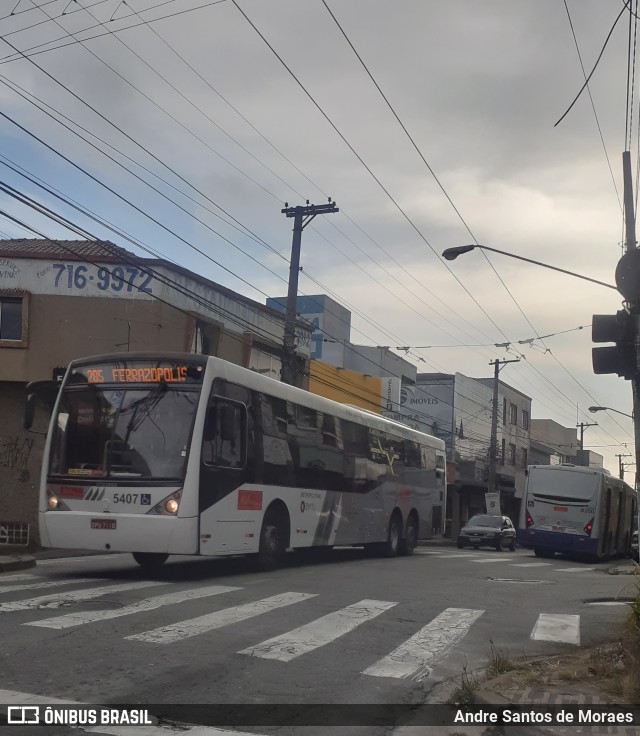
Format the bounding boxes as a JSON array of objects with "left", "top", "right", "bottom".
[
  {"left": 0, "top": 690, "right": 257, "bottom": 735},
  {"left": 585, "top": 601, "right": 629, "bottom": 606},
  {"left": 0, "top": 581, "right": 164, "bottom": 613},
  {"left": 36, "top": 555, "right": 124, "bottom": 565},
  {"left": 363, "top": 607, "right": 484, "bottom": 680},
  {"left": 555, "top": 567, "right": 595, "bottom": 573},
  {"left": 510, "top": 563, "right": 552, "bottom": 568},
  {"left": 0, "top": 688, "right": 82, "bottom": 705},
  {"left": 0, "top": 578, "right": 102, "bottom": 594},
  {"left": 531, "top": 613, "right": 580, "bottom": 645},
  {"left": 126, "top": 592, "right": 317, "bottom": 644},
  {"left": 25, "top": 585, "right": 242, "bottom": 629},
  {"left": 469, "top": 558, "right": 511, "bottom": 563},
  {"left": 239, "top": 599, "right": 397, "bottom": 661}
]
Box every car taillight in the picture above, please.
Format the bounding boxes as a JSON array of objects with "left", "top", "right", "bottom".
[
  {"left": 584, "top": 518, "right": 594, "bottom": 536},
  {"left": 526, "top": 514, "right": 534, "bottom": 528}
]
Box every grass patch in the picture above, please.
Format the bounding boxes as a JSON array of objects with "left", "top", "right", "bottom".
[
  {"left": 485, "top": 640, "right": 515, "bottom": 679},
  {"left": 447, "top": 665, "right": 480, "bottom": 705}
]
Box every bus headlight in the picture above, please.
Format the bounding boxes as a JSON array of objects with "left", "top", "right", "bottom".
[
  {"left": 46, "top": 490, "right": 70, "bottom": 511},
  {"left": 148, "top": 491, "right": 181, "bottom": 515}
]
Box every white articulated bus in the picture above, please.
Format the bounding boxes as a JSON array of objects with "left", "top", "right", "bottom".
[
  {"left": 28, "top": 352, "right": 446, "bottom": 570},
  {"left": 517, "top": 464, "right": 636, "bottom": 560}
]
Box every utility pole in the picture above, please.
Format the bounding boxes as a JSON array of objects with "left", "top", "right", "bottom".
[
  {"left": 616, "top": 453, "right": 632, "bottom": 480},
  {"left": 576, "top": 421, "right": 598, "bottom": 451},
  {"left": 280, "top": 199, "right": 338, "bottom": 385},
  {"left": 487, "top": 357, "right": 520, "bottom": 494}
]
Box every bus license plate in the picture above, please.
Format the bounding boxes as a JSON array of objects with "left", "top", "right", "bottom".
[{"left": 91, "top": 519, "right": 116, "bottom": 530}]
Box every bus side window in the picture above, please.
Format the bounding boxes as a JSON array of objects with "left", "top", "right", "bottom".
[{"left": 202, "top": 401, "right": 245, "bottom": 468}]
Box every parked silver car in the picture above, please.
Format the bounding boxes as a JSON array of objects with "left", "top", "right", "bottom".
[{"left": 457, "top": 514, "right": 517, "bottom": 551}]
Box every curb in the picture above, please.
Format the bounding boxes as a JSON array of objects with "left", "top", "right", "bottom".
[{"left": 0, "top": 555, "right": 36, "bottom": 572}]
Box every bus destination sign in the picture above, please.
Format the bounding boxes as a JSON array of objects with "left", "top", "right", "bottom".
[{"left": 72, "top": 362, "right": 204, "bottom": 384}]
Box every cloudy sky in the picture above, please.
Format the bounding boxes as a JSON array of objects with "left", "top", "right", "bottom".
[{"left": 1, "top": 0, "right": 637, "bottom": 476}]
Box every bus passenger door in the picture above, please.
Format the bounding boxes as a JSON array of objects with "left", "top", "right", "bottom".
[{"left": 198, "top": 397, "right": 248, "bottom": 553}]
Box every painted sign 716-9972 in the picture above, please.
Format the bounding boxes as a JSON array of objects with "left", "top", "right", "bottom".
[{"left": 52, "top": 263, "right": 153, "bottom": 294}]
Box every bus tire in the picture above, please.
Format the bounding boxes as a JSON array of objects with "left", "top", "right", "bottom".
[
  {"left": 383, "top": 513, "right": 402, "bottom": 557},
  {"left": 257, "top": 510, "right": 286, "bottom": 571},
  {"left": 132, "top": 552, "right": 168, "bottom": 570},
  {"left": 534, "top": 547, "right": 552, "bottom": 558},
  {"left": 399, "top": 514, "right": 418, "bottom": 556}
]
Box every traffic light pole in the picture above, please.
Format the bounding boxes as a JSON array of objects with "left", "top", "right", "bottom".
[{"left": 622, "top": 150, "right": 640, "bottom": 496}]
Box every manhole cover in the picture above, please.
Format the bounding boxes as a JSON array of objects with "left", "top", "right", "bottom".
[{"left": 488, "top": 577, "right": 555, "bottom": 584}]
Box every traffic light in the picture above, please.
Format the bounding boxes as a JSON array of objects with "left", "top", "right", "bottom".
[{"left": 592, "top": 310, "right": 637, "bottom": 379}]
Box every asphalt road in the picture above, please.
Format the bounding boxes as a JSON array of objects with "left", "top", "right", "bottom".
[{"left": 0, "top": 546, "right": 636, "bottom": 736}]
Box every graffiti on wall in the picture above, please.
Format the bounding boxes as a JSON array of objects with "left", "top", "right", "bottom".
[{"left": 0, "top": 436, "right": 34, "bottom": 483}]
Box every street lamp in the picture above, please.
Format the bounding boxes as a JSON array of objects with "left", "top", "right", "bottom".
[
  {"left": 442, "top": 244, "right": 617, "bottom": 290},
  {"left": 588, "top": 405, "right": 634, "bottom": 419}
]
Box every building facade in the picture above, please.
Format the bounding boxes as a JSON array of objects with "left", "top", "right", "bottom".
[{"left": 0, "top": 239, "right": 311, "bottom": 549}]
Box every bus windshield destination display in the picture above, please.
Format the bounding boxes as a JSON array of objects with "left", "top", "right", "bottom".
[{"left": 73, "top": 362, "right": 204, "bottom": 384}]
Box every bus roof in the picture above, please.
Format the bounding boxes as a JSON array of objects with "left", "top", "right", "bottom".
[{"left": 65, "top": 351, "right": 445, "bottom": 449}]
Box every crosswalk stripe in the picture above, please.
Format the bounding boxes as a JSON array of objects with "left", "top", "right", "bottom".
[
  {"left": 510, "top": 563, "right": 552, "bottom": 568},
  {"left": 362, "top": 607, "right": 484, "bottom": 680},
  {"left": 239, "top": 599, "right": 397, "bottom": 661},
  {"left": 0, "top": 578, "right": 102, "bottom": 594},
  {"left": 24, "top": 585, "right": 242, "bottom": 629},
  {"left": 126, "top": 592, "right": 317, "bottom": 644},
  {"left": 0, "top": 581, "right": 164, "bottom": 613},
  {"left": 469, "top": 558, "right": 511, "bottom": 563},
  {"left": 531, "top": 613, "right": 580, "bottom": 645},
  {"left": 555, "top": 567, "right": 595, "bottom": 573}
]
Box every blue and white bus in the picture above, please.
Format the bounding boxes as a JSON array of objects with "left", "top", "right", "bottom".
[
  {"left": 517, "top": 464, "right": 636, "bottom": 559},
  {"left": 28, "top": 352, "right": 446, "bottom": 571}
]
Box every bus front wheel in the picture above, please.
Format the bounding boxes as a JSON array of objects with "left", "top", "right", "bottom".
[
  {"left": 257, "top": 510, "right": 285, "bottom": 571},
  {"left": 132, "top": 552, "right": 168, "bottom": 570},
  {"left": 383, "top": 514, "right": 402, "bottom": 557}
]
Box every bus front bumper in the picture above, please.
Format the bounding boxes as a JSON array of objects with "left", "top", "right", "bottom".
[{"left": 39, "top": 511, "right": 198, "bottom": 555}]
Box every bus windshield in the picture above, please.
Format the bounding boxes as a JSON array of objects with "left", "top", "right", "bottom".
[
  {"left": 529, "top": 469, "right": 598, "bottom": 501},
  {"left": 49, "top": 385, "right": 200, "bottom": 480}
]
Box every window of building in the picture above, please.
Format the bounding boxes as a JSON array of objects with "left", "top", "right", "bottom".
[
  {"left": 500, "top": 438, "right": 505, "bottom": 465},
  {"left": 509, "top": 403, "right": 517, "bottom": 425},
  {"left": 522, "top": 410, "right": 529, "bottom": 430},
  {"left": 502, "top": 398, "right": 507, "bottom": 425},
  {"left": 509, "top": 443, "right": 516, "bottom": 465},
  {"left": 0, "top": 293, "right": 27, "bottom": 347}
]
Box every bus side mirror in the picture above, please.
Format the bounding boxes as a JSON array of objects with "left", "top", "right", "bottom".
[
  {"left": 24, "top": 380, "right": 60, "bottom": 433},
  {"left": 24, "top": 392, "right": 35, "bottom": 430}
]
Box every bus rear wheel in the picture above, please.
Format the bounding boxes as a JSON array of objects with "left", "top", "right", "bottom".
[
  {"left": 399, "top": 514, "right": 418, "bottom": 556},
  {"left": 534, "top": 547, "right": 553, "bottom": 559},
  {"left": 257, "top": 510, "right": 285, "bottom": 571},
  {"left": 132, "top": 552, "right": 168, "bottom": 570}
]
